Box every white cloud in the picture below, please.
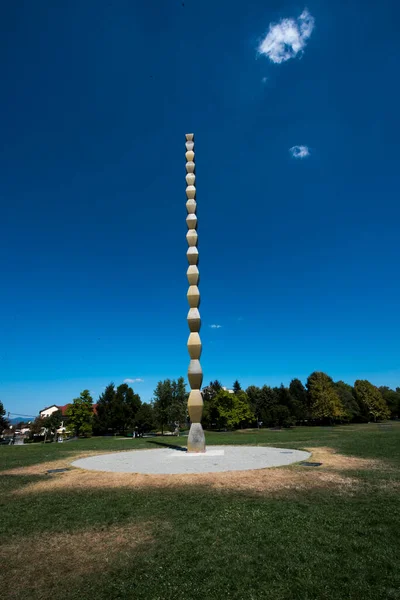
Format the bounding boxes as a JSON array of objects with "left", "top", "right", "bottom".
[
  {"left": 289, "top": 145, "right": 310, "bottom": 158},
  {"left": 258, "top": 9, "right": 315, "bottom": 64},
  {"left": 262, "top": 76, "right": 268, "bottom": 83},
  {"left": 210, "top": 324, "right": 222, "bottom": 329},
  {"left": 123, "top": 378, "right": 144, "bottom": 383}
]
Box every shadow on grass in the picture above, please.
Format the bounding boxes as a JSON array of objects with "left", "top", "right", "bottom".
[
  {"left": 2, "top": 479, "right": 400, "bottom": 600},
  {"left": 146, "top": 440, "right": 187, "bottom": 452},
  {"left": 0, "top": 473, "right": 50, "bottom": 496}
]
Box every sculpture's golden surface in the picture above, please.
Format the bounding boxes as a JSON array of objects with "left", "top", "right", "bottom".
[{"left": 185, "top": 133, "right": 206, "bottom": 453}]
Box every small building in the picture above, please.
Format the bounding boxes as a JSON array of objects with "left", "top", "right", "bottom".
[
  {"left": 40, "top": 404, "right": 70, "bottom": 419},
  {"left": 39, "top": 403, "right": 98, "bottom": 419}
]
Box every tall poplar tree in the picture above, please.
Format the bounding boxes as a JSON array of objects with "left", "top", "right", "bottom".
[{"left": 306, "top": 372, "right": 345, "bottom": 423}]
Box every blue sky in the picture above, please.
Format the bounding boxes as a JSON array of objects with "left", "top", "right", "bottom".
[{"left": 1, "top": 0, "right": 399, "bottom": 417}]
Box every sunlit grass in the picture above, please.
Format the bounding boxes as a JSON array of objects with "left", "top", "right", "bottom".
[{"left": 1, "top": 423, "right": 400, "bottom": 600}]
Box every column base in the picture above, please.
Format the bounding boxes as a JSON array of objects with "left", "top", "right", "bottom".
[{"left": 187, "top": 423, "right": 206, "bottom": 453}]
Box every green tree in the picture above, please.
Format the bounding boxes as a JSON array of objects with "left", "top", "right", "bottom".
[
  {"left": 256, "top": 385, "right": 295, "bottom": 428},
  {"left": 203, "top": 393, "right": 221, "bottom": 429},
  {"left": 0, "top": 400, "right": 9, "bottom": 431},
  {"left": 202, "top": 381, "right": 223, "bottom": 427},
  {"left": 246, "top": 386, "right": 262, "bottom": 419},
  {"left": 93, "top": 383, "right": 141, "bottom": 435},
  {"left": 42, "top": 410, "right": 63, "bottom": 441},
  {"left": 354, "top": 380, "right": 390, "bottom": 422},
  {"left": 205, "top": 389, "right": 254, "bottom": 430},
  {"left": 135, "top": 403, "right": 155, "bottom": 433},
  {"left": 335, "top": 381, "right": 362, "bottom": 422},
  {"left": 29, "top": 416, "right": 45, "bottom": 439},
  {"left": 153, "top": 379, "right": 173, "bottom": 434},
  {"left": 66, "top": 390, "right": 94, "bottom": 437},
  {"left": 152, "top": 378, "right": 187, "bottom": 432},
  {"left": 202, "top": 380, "right": 222, "bottom": 403},
  {"left": 274, "top": 385, "right": 296, "bottom": 413},
  {"left": 94, "top": 383, "right": 116, "bottom": 434},
  {"left": 289, "top": 378, "right": 309, "bottom": 422},
  {"left": 115, "top": 383, "right": 142, "bottom": 434},
  {"left": 212, "top": 390, "right": 235, "bottom": 429},
  {"left": 270, "top": 405, "right": 294, "bottom": 428},
  {"left": 233, "top": 380, "right": 242, "bottom": 393},
  {"left": 306, "top": 372, "right": 345, "bottom": 423},
  {"left": 379, "top": 387, "right": 400, "bottom": 419},
  {"left": 258, "top": 385, "right": 279, "bottom": 426},
  {"left": 232, "top": 391, "right": 255, "bottom": 428},
  {"left": 170, "top": 377, "right": 188, "bottom": 425},
  {"left": 203, "top": 389, "right": 231, "bottom": 430}
]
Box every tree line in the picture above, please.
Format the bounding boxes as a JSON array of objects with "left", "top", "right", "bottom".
[
  {"left": 202, "top": 374, "right": 397, "bottom": 429},
  {"left": 1, "top": 372, "right": 399, "bottom": 439}
]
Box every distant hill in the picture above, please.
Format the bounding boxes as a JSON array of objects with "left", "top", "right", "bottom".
[{"left": 8, "top": 417, "right": 33, "bottom": 426}]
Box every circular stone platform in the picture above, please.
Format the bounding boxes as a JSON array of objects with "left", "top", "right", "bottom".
[{"left": 71, "top": 445, "right": 311, "bottom": 475}]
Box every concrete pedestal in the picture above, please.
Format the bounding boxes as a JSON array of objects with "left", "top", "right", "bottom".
[{"left": 187, "top": 423, "right": 206, "bottom": 453}]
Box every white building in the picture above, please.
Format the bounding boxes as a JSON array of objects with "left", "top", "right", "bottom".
[{"left": 40, "top": 404, "right": 69, "bottom": 418}]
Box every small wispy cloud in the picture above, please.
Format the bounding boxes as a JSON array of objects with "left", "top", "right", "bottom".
[
  {"left": 124, "top": 378, "right": 144, "bottom": 384},
  {"left": 258, "top": 9, "right": 315, "bottom": 64},
  {"left": 210, "top": 324, "right": 222, "bottom": 329},
  {"left": 261, "top": 76, "right": 268, "bottom": 84},
  {"left": 290, "top": 145, "right": 310, "bottom": 158}
]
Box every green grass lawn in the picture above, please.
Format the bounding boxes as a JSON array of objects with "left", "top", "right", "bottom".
[{"left": 1, "top": 424, "right": 400, "bottom": 599}]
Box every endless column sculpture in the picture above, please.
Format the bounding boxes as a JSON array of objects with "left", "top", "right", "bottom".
[{"left": 185, "top": 133, "right": 206, "bottom": 453}]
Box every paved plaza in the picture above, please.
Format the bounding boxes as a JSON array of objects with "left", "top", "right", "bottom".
[{"left": 72, "top": 445, "right": 311, "bottom": 475}]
